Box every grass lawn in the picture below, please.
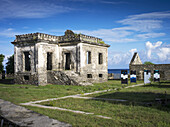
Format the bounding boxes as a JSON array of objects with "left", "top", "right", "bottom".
[
  {"left": 35, "top": 81, "right": 170, "bottom": 127},
  {"left": 0, "top": 80, "right": 110, "bottom": 104},
  {"left": 32, "top": 98, "right": 169, "bottom": 127},
  {"left": 1, "top": 80, "right": 170, "bottom": 126},
  {"left": 0, "top": 80, "right": 142, "bottom": 104},
  {"left": 86, "top": 81, "right": 170, "bottom": 103}
]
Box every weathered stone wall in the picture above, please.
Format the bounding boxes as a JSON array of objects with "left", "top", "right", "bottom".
[
  {"left": 80, "top": 43, "right": 108, "bottom": 83},
  {"left": 14, "top": 72, "right": 38, "bottom": 85},
  {"left": 130, "top": 53, "right": 142, "bottom": 65},
  {"left": 36, "top": 42, "right": 59, "bottom": 85},
  {"left": 14, "top": 43, "right": 38, "bottom": 85},
  {"left": 80, "top": 34, "right": 102, "bottom": 43},
  {"left": 60, "top": 44, "right": 80, "bottom": 72},
  {"left": 14, "top": 32, "right": 103, "bottom": 45},
  {"left": 130, "top": 64, "right": 170, "bottom": 80},
  {"left": 15, "top": 32, "right": 60, "bottom": 42},
  {"left": 47, "top": 71, "right": 80, "bottom": 85},
  {"left": 12, "top": 30, "right": 110, "bottom": 86},
  {"left": 14, "top": 44, "right": 36, "bottom": 73},
  {"left": 47, "top": 71, "right": 64, "bottom": 85}
]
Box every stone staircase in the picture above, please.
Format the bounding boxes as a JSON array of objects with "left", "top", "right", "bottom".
[{"left": 47, "top": 71, "right": 92, "bottom": 86}]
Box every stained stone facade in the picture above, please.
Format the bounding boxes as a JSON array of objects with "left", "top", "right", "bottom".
[
  {"left": 11, "top": 30, "right": 110, "bottom": 86},
  {"left": 129, "top": 52, "right": 170, "bottom": 80}
]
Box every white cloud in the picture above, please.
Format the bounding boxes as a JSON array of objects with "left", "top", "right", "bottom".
[
  {"left": 110, "top": 54, "right": 122, "bottom": 64},
  {"left": 100, "top": 1, "right": 127, "bottom": 4},
  {"left": 74, "top": 29, "right": 136, "bottom": 43},
  {"left": 116, "top": 20, "right": 162, "bottom": 32},
  {"left": 2, "top": 54, "right": 13, "bottom": 68},
  {"left": 145, "top": 41, "right": 162, "bottom": 59},
  {"left": 129, "top": 48, "right": 137, "bottom": 55},
  {"left": 0, "top": 28, "right": 21, "bottom": 37},
  {"left": 6, "top": 28, "right": 14, "bottom": 31},
  {"left": 108, "top": 48, "right": 137, "bottom": 66},
  {"left": 108, "top": 41, "right": 170, "bottom": 67},
  {"left": 73, "top": 11, "right": 170, "bottom": 43},
  {"left": 127, "top": 11, "right": 170, "bottom": 19},
  {"left": 22, "top": 27, "right": 29, "bottom": 29},
  {"left": 4, "top": 54, "right": 13, "bottom": 61},
  {"left": 157, "top": 47, "right": 170, "bottom": 61},
  {"left": 117, "top": 11, "right": 170, "bottom": 32},
  {"left": 108, "top": 11, "right": 170, "bottom": 43},
  {"left": 136, "top": 33, "right": 165, "bottom": 39},
  {"left": 0, "top": 0, "right": 73, "bottom": 19}
]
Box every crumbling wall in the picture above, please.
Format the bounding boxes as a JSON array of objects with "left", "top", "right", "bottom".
[
  {"left": 14, "top": 44, "right": 36, "bottom": 73},
  {"left": 60, "top": 45, "right": 79, "bottom": 72},
  {"left": 80, "top": 43, "right": 108, "bottom": 83},
  {"left": 14, "top": 44, "right": 38, "bottom": 85},
  {"left": 14, "top": 72, "right": 38, "bottom": 85},
  {"left": 36, "top": 43, "right": 59, "bottom": 85},
  {"left": 130, "top": 64, "right": 170, "bottom": 80},
  {"left": 12, "top": 30, "right": 110, "bottom": 86}
]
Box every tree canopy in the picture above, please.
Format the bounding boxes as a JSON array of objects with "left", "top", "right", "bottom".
[
  {"left": 144, "top": 61, "right": 154, "bottom": 65},
  {"left": 6, "top": 55, "right": 14, "bottom": 74},
  {"left": 0, "top": 54, "right": 5, "bottom": 73}
]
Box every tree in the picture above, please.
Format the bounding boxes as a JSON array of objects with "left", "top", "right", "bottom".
[
  {"left": 0, "top": 54, "right": 5, "bottom": 73},
  {"left": 144, "top": 61, "right": 154, "bottom": 65},
  {"left": 6, "top": 55, "right": 14, "bottom": 74}
]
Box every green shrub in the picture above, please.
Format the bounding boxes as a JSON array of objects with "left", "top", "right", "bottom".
[{"left": 144, "top": 61, "right": 154, "bottom": 65}]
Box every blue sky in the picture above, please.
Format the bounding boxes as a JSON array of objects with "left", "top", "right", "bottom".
[{"left": 0, "top": 0, "right": 170, "bottom": 69}]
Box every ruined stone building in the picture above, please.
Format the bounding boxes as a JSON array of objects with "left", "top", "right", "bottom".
[
  {"left": 11, "top": 30, "right": 110, "bottom": 86},
  {"left": 129, "top": 52, "right": 170, "bottom": 80}
]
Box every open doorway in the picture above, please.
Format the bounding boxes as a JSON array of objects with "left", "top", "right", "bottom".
[{"left": 65, "top": 53, "right": 71, "bottom": 70}]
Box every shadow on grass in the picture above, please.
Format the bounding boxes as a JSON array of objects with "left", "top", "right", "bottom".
[
  {"left": 142, "top": 82, "right": 170, "bottom": 88},
  {"left": 94, "top": 91, "right": 170, "bottom": 112}
]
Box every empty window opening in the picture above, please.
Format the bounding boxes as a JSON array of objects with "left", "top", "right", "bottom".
[
  {"left": 24, "top": 75, "right": 29, "bottom": 80},
  {"left": 58, "top": 63, "right": 61, "bottom": 69},
  {"left": 24, "top": 52, "right": 31, "bottom": 71},
  {"left": 87, "top": 74, "right": 92, "bottom": 78},
  {"left": 99, "top": 53, "right": 103, "bottom": 64},
  {"left": 99, "top": 74, "right": 103, "bottom": 78},
  {"left": 65, "top": 53, "right": 71, "bottom": 70},
  {"left": 47, "top": 52, "right": 52, "bottom": 70},
  {"left": 87, "top": 51, "right": 91, "bottom": 64}
]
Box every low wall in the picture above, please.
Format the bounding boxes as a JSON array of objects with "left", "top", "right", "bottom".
[
  {"left": 108, "top": 73, "right": 121, "bottom": 80},
  {"left": 14, "top": 72, "right": 38, "bottom": 85},
  {"left": 0, "top": 73, "right": 14, "bottom": 79},
  {"left": 129, "top": 64, "right": 170, "bottom": 80}
]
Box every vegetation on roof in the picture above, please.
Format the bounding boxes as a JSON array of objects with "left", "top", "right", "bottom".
[
  {"left": 98, "top": 41, "right": 105, "bottom": 44},
  {"left": 74, "top": 33, "right": 80, "bottom": 38}
]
